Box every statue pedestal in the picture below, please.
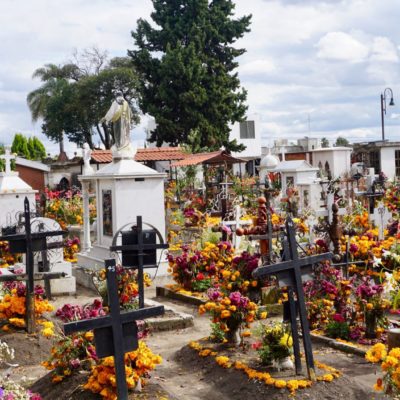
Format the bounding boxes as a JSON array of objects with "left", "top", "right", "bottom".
[{"left": 77, "top": 158, "right": 167, "bottom": 281}]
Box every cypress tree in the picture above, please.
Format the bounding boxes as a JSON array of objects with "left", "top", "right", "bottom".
[{"left": 129, "top": 0, "right": 251, "bottom": 151}]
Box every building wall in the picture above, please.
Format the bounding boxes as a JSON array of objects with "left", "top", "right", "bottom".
[
  {"left": 380, "top": 147, "right": 400, "bottom": 179},
  {"left": 231, "top": 114, "right": 262, "bottom": 159},
  {"left": 311, "top": 149, "right": 351, "bottom": 178},
  {"left": 15, "top": 165, "right": 46, "bottom": 192}
]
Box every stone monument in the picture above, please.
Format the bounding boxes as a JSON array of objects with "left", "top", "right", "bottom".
[
  {"left": 76, "top": 95, "right": 167, "bottom": 284},
  {"left": 0, "top": 146, "right": 36, "bottom": 228}
]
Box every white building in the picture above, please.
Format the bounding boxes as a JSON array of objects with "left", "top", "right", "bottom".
[
  {"left": 308, "top": 147, "right": 352, "bottom": 179},
  {"left": 231, "top": 114, "right": 262, "bottom": 176}
]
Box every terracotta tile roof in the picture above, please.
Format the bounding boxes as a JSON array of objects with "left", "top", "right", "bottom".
[
  {"left": 171, "top": 150, "right": 246, "bottom": 167},
  {"left": 90, "top": 147, "right": 187, "bottom": 164}
]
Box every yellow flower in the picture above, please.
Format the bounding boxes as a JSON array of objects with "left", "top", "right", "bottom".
[
  {"left": 366, "top": 343, "right": 387, "bottom": 363},
  {"left": 259, "top": 311, "right": 268, "bottom": 319},
  {"left": 274, "top": 380, "right": 287, "bottom": 388}
]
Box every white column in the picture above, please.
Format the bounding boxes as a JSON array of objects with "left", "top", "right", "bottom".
[{"left": 81, "top": 181, "right": 92, "bottom": 253}]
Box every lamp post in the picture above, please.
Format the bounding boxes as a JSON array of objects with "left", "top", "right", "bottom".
[{"left": 380, "top": 87, "right": 395, "bottom": 141}]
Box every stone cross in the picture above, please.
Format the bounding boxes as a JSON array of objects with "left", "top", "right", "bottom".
[
  {"left": 371, "top": 201, "right": 392, "bottom": 240},
  {"left": 64, "top": 259, "right": 164, "bottom": 400},
  {"left": 0, "top": 146, "right": 15, "bottom": 174},
  {"left": 315, "top": 192, "right": 346, "bottom": 223},
  {"left": 253, "top": 217, "right": 332, "bottom": 380},
  {"left": 221, "top": 205, "right": 251, "bottom": 248}
]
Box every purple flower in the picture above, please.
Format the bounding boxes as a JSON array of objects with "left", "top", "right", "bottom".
[{"left": 229, "top": 291, "right": 242, "bottom": 306}]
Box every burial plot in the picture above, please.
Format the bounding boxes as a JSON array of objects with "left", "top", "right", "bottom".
[
  {"left": 0, "top": 198, "right": 67, "bottom": 332},
  {"left": 64, "top": 258, "right": 164, "bottom": 400},
  {"left": 253, "top": 217, "right": 333, "bottom": 380}
]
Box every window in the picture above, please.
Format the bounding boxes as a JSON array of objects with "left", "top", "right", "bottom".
[
  {"left": 286, "top": 176, "right": 294, "bottom": 187},
  {"left": 369, "top": 151, "right": 381, "bottom": 174},
  {"left": 396, "top": 150, "right": 400, "bottom": 177},
  {"left": 239, "top": 121, "right": 255, "bottom": 139}
]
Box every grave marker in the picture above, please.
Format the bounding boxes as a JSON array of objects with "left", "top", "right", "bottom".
[
  {"left": 253, "top": 217, "right": 332, "bottom": 380},
  {"left": 64, "top": 259, "right": 164, "bottom": 400}
]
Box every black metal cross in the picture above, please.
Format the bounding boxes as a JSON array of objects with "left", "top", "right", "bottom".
[
  {"left": 253, "top": 217, "right": 332, "bottom": 380},
  {"left": 63, "top": 258, "right": 164, "bottom": 400},
  {"left": 110, "top": 216, "right": 168, "bottom": 308},
  {"left": 0, "top": 197, "right": 66, "bottom": 333}
]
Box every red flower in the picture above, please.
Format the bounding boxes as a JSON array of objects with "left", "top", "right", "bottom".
[{"left": 196, "top": 273, "right": 205, "bottom": 281}]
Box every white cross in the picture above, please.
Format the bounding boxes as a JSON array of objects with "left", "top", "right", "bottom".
[
  {"left": 371, "top": 201, "right": 392, "bottom": 240},
  {"left": 315, "top": 193, "right": 346, "bottom": 223},
  {"left": 222, "top": 205, "right": 252, "bottom": 248},
  {"left": 0, "top": 146, "right": 15, "bottom": 175}
]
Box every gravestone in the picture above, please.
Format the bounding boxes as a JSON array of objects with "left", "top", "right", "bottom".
[
  {"left": 370, "top": 201, "right": 392, "bottom": 240},
  {"left": 253, "top": 217, "right": 333, "bottom": 380},
  {"left": 0, "top": 146, "right": 36, "bottom": 228},
  {"left": 64, "top": 259, "right": 164, "bottom": 400}
]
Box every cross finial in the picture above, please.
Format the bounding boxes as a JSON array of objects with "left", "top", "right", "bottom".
[{"left": 0, "top": 146, "right": 15, "bottom": 175}]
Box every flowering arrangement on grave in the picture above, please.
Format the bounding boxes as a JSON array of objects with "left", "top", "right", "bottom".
[
  {"left": 365, "top": 343, "right": 400, "bottom": 395},
  {"left": 167, "top": 241, "right": 234, "bottom": 292},
  {"left": 199, "top": 287, "right": 258, "bottom": 344},
  {"left": 252, "top": 322, "right": 293, "bottom": 366},
  {"left": 384, "top": 182, "right": 400, "bottom": 216},
  {"left": 91, "top": 266, "right": 152, "bottom": 310},
  {"left": 55, "top": 299, "right": 106, "bottom": 322},
  {"left": 42, "top": 331, "right": 98, "bottom": 382},
  {"left": 0, "top": 339, "right": 42, "bottom": 399},
  {"left": 0, "top": 282, "right": 53, "bottom": 330},
  {"left": 84, "top": 340, "right": 162, "bottom": 400},
  {"left": 231, "top": 175, "right": 259, "bottom": 216},
  {"left": 0, "top": 241, "right": 18, "bottom": 267},
  {"left": 44, "top": 188, "right": 96, "bottom": 230},
  {"left": 183, "top": 207, "right": 204, "bottom": 227},
  {"left": 63, "top": 236, "right": 80, "bottom": 262}
]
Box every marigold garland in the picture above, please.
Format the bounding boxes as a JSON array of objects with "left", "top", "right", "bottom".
[{"left": 189, "top": 340, "right": 341, "bottom": 395}]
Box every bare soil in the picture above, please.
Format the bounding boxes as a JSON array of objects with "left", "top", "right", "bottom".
[{"left": 0, "top": 285, "right": 391, "bottom": 399}]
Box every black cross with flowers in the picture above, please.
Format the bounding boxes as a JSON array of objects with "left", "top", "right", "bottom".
[
  {"left": 253, "top": 217, "right": 332, "bottom": 380},
  {"left": 63, "top": 258, "right": 164, "bottom": 400}
]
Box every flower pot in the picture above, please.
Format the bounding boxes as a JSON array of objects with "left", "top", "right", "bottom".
[
  {"left": 225, "top": 318, "right": 241, "bottom": 346},
  {"left": 365, "top": 310, "right": 377, "bottom": 339}
]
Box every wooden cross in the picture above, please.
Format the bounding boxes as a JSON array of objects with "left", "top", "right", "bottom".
[
  {"left": 253, "top": 217, "right": 332, "bottom": 380},
  {"left": 64, "top": 259, "right": 164, "bottom": 400},
  {"left": 110, "top": 216, "right": 168, "bottom": 309},
  {"left": 0, "top": 197, "right": 66, "bottom": 332},
  {"left": 0, "top": 146, "right": 15, "bottom": 174},
  {"left": 236, "top": 197, "right": 273, "bottom": 262}
]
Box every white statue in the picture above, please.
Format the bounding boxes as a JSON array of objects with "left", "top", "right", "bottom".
[
  {"left": 82, "top": 143, "right": 94, "bottom": 175},
  {"left": 101, "top": 91, "right": 135, "bottom": 158}
]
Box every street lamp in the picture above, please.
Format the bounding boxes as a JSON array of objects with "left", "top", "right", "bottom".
[{"left": 381, "top": 87, "right": 395, "bottom": 141}]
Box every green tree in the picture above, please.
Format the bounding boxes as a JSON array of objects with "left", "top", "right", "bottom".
[
  {"left": 321, "top": 137, "right": 329, "bottom": 148},
  {"left": 335, "top": 136, "right": 350, "bottom": 147},
  {"left": 28, "top": 136, "right": 46, "bottom": 160},
  {"left": 129, "top": 0, "right": 251, "bottom": 152},
  {"left": 11, "top": 134, "right": 30, "bottom": 158},
  {"left": 28, "top": 48, "right": 140, "bottom": 149}
]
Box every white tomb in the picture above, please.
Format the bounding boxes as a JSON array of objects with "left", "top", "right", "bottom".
[
  {"left": 77, "top": 149, "right": 167, "bottom": 276},
  {"left": 0, "top": 146, "right": 36, "bottom": 228}
]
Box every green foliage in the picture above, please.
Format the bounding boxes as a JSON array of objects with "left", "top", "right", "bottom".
[
  {"left": 321, "top": 137, "right": 329, "bottom": 148},
  {"left": 130, "top": 0, "right": 251, "bottom": 151},
  {"left": 325, "top": 321, "right": 350, "bottom": 340},
  {"left": 11, "top": 133, "right": 30, "bottom": 158},
  {"left": 335, "top": 136, "right": 350, "bottom": 147},
  {"left": 191, "top": 277, "right": 212, "bottom": 292},
  {"left": 27, "top": 49, "right": 140, "bottom": 149},
  {"left": 256, "top": 322, "right": 293, "bottom": 365},
  {"left": 28, "top": 136, "right": 46, "bottom": 160},
  {"left": 210, "top": 322, "right": 226, "bottom": 343}
]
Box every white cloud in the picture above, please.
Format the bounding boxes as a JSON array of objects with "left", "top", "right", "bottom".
[
  {"left": 239, "top": 59, "right": 276, "bottom": 76},
  {"left": 370, "top": 37, "right": 399, "bottom": 62},
  {"left": 316, "top": 31, "right": 369, "bottom": 63}
]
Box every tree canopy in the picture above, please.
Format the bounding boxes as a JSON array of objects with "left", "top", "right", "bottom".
[
  {"left": 27, "top": 48, "right": 141, "bottom": 150},
  {"left": 321, "top": 137, "right": 329, "bottom": 148},
  {"left": 129, "top": 0, "right": 251, "bottom": 152},
  {"left": 335, "top": 136, "right": 350, "bottom": 147},
  {"left": 10, "top": 134, "right": 46, "bottom": 160}
]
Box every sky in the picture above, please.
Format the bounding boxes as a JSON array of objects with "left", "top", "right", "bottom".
[{"left": 1, "top": 0, "right": 400, "bottom": 156}]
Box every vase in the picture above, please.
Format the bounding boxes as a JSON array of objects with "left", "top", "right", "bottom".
[
  {"left": 365, "top": 310, "right": 377, "bottom": 339},
  {"left": 225, "top": 318, "right": 241, "bottom": 346}
]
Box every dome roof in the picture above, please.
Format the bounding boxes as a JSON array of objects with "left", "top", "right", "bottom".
[{"left": 260, "top": 153, "right": 279, "bottom": 169}]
